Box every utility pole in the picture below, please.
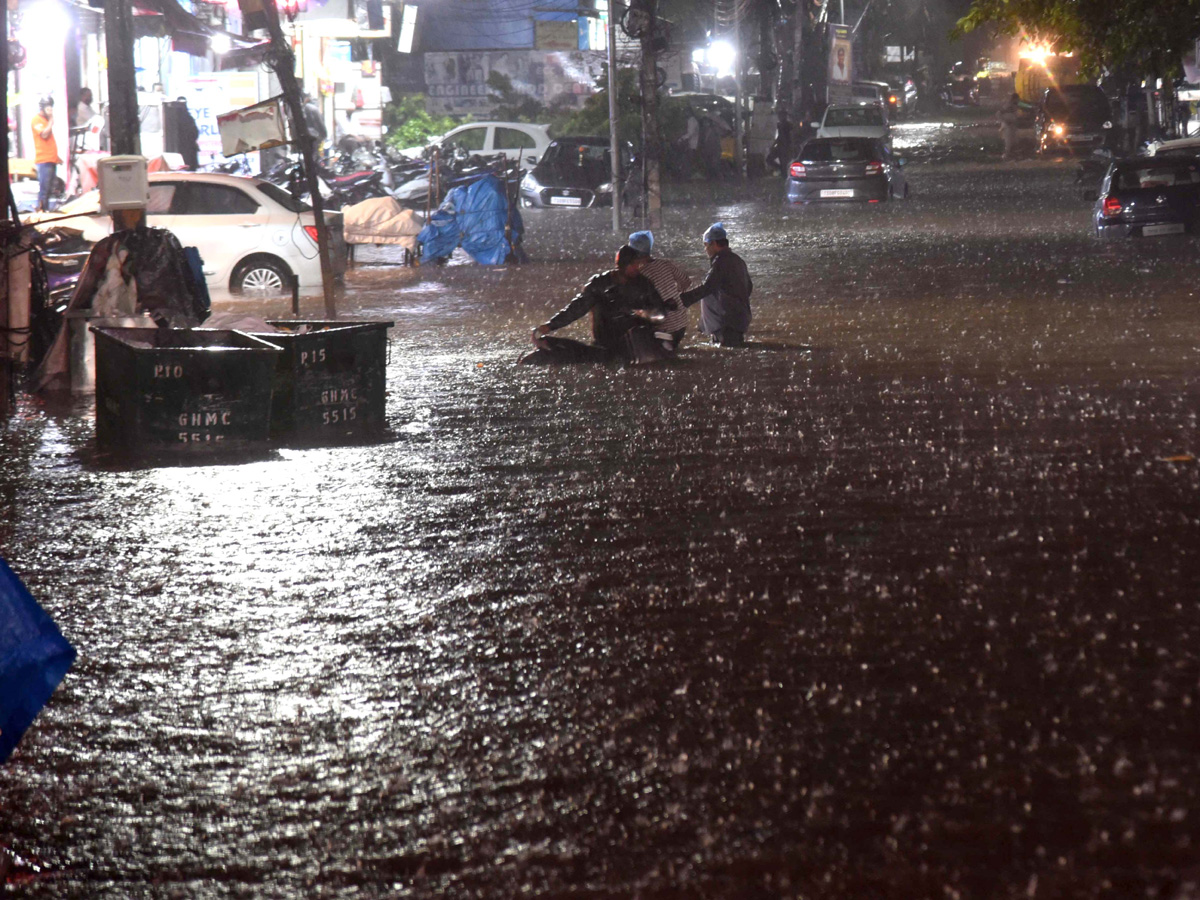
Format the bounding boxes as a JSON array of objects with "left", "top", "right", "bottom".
[
  {"left": 637, "top": 0, "right": 662, "bottom": 228},
  {"left": 607, "top": 0, "right": 622, "bottom": 234},
  {"left": 105, "top": 0, "right": 145, "bottom": 231},
  {"left": 733, "top": 6, "right": 743, "bottom": 178},
  {"left": 261, "top": 0, "right": 337, "bottom": 317},
  {"left": 105, "top": 0, "right": 140, "bottom": 157}
]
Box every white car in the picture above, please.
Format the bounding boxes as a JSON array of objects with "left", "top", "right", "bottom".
[
  {"left": 1146, "top": 136, "right": 1200, "bottom": 158},
  {"left": 812, "top": 104, "right": 890, "bottom": 142},
  {"left": 44, "top": 172, "right": 345, "bottom": 295},
  {"left": 400, "top": 121, "right": 551, "bottom": 167}
]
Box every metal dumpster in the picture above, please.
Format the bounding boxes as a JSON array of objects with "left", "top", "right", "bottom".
[
  {"left": 66, "top": 310, "right": 155, "bottom": 393},
  {"left": 252, "top": 319, "right": 393, "bottom": 443},
  {"left": 92, "top": 327, "right": 282, "bottom": 453}
]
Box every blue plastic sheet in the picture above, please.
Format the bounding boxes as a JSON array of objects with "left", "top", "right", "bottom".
[
  {"left": 418, "top": 174, "right": 524, "bottom": 265},
  {"left": 0, "top": 558, "right": 76, "bottom": 764}
]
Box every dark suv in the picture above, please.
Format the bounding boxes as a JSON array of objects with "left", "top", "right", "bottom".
[{"left": 1036, "top": 85, "right": 1113, "bottom": 154}]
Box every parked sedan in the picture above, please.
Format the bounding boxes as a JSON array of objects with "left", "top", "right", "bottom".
[
  {"left": 786, "top": 137, "right": 908, "bottom": 203},
  {"left": 1090, "top": 157, "right": 1200, "bottom": 239},
  {"left": 519, "top": 136, "right": 635, "bottom": 209},
  {"left": 39, "top": 172, "right": 345, "bottom": 295}
]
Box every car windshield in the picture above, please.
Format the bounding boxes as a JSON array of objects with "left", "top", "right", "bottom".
[
  {"left": 1113, "top": 162, "right": 1200, "bottom": 190},
  {"left": 254, "top": 180, "right": 311, "bottom": 212},
  {"left": 1044, "top": 90, "right": 1110, "bottom": 120},
  {"left": 542, "top": 142, "right": 610, "bottom": 168},
  {"left": 801, "top": 139, "right": 879, "bottom": 162},
  {"left": 824, "top": 106, "right": 884, "bottom": 127}
]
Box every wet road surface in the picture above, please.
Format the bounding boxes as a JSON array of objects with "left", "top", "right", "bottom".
[{"left": 2, "top": 116, "right": 1200, "bottom": 898}]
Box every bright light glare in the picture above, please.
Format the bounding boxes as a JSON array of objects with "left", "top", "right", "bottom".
[
  {"left": 692, "top": 48, "right": 705, "bottom": 65},
  {"left": 708, "top": 40, "right": 736, "bottom": 77},
  {"left": 210, "top": 33, "right": 232, "bottom": 55},
  {"left": 1019, "top": 43, "right": 1051, "bottom": 66},
  {"left": 19, "top": 1, "right": 69, "bottom": 39}
]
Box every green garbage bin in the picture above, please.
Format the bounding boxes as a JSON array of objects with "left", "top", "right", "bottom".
[
  {"left": 252, "top": 319, "right": 393, "bottom": 444},
  {"left": 92, "top": 327, "right": 282, "bottom": 453}
]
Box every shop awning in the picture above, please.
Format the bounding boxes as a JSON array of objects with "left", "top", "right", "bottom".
[{"left": 123, "top": 0, "right": 260, "bottom": 58}]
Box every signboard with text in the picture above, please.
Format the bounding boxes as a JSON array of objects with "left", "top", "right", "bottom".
[
  {"left": 423, "top": 50, "right": 604, "bottom": 114},
  {"left": 179, "top": 72, "right": 262, "bottom": 163}
]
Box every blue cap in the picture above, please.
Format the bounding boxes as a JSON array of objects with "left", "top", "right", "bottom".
[
  {"left": 628, "top": 230, "right": 654, "bottom": 255},
  {"left": 703, "top": 222, "right": 727, "bottom": 243}
]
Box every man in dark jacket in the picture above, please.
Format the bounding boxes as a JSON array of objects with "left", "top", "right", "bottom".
[
  {"left": 523, "top": 245, "right": 667, "bottom": 364},
  {"left": 680, "top": 222, "right": 753, "bottom": 346}
]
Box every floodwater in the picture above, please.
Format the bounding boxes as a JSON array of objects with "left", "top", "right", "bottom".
[{"left": 2, "top": 113, "right": 1200, "bottom": 898}]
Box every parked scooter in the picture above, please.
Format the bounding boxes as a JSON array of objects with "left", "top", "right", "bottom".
[{"left": 260, "top": 156, "right": 389, "bottom": 210}]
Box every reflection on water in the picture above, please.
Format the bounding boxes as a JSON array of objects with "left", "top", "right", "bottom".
[{"left": 3, "top": 122, "right": 1200, "bottom": 898}]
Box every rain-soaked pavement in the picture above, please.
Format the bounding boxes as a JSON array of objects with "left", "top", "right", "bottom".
[{"left": 2, "top": 113, "right": 1200, "bottom": 898}]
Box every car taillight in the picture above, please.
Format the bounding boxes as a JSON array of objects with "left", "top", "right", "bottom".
[
  {"left": 864, "top": 161, "right": 883, "bottom": 176},
  {"left": 303, "top": 225, "right": 320, "bottom": 243},
  {"left": 888, "top": 95, "right": 899, "bottom": 105},
  {"left": 1101, "top": 196, "right": 1123, "bottom": 218},
  {"left": 789, "top": 162, "right": 806, "bottom": 178}
]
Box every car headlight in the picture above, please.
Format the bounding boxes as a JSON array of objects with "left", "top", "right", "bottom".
[
  {"left": 596, "top": 182, "right": 613, "bottom": 193},
  {"left": 1052, "top": 123, "right": 1065, "bottom": 136},
  {"left": 520, "top": 173, "right": 540, "bottom": 191}
]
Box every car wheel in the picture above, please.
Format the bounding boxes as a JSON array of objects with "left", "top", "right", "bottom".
[{"left": 231, "top": 256, "right": 292, "bottom": 295}]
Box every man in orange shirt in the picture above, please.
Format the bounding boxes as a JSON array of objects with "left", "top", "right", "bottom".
[{"left": 32, "top": 96, "right": 60, "bottom": 212}]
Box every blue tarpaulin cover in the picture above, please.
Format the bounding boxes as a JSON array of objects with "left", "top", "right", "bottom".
[
  {"left": 418, "top": 174, "right": 525, "bottom": 266},
  {"left": 0, "top": 558, "right": 76, "bottom": 764}
]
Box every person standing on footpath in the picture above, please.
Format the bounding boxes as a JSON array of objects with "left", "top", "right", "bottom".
[
  {"left": 31, "top": 97, "right": 60, "bottom": 212},
  {"left": 75, "top": 88, "right": 95, "bottom": 127},
  {"left": 627, "top": 230, "right": 691, "bottom": 354},
  {"left": 680, "top": 222, "right": 753, "bottom": 347}
]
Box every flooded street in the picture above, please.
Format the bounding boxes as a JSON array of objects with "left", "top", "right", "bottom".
[{"left": 3, "top": 117, "right": 1200, "bottom": 898}]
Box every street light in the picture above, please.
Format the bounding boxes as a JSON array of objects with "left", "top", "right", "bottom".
[{"left": 708, "top": 39, "right": 736, "bottom": 78}]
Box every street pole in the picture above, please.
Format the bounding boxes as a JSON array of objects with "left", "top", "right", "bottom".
[
  {"left": 638, "top": 0, "right": 662, "bottom": 228},
  {"left": 733, "top": 7, "right": 743, "bottom": 178},
  {"left": 607, "top": 0, "right": 621, "bottom": 234},
  {"left": 261, "top": 0, "right": 337, "bottom": 318},
  {"left": 105, "top": 0, "right": 139, "bottom": 157},
  {"left": 105, "top": 0, "right": 145, "bottom": 231}
]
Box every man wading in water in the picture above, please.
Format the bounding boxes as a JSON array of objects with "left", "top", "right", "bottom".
[{"left": 522, "top": 245, "right": 669, "bottom": 365}]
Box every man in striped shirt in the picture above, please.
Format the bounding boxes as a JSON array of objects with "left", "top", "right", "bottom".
[{"left": 627, "top": 230, "right": 691, "bottom": 355}]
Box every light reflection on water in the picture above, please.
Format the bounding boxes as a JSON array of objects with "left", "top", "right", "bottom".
[{"left": 1, "top": 131, "right": 1199, "bottom": 897}]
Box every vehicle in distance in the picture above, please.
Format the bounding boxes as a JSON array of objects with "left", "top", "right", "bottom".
[
  {"left": 851, "top": 81, "right": 888, "bottom": 106},
  {"left": 1037, "top": 85, "right": 1113, "bottom": 154},
  {"left": 885, "top": 78, "right": 919, "bottom": 116},
  {"left": 811, "top": 103, "right": 889, "bottom": 141},
  {"left": 1089, "top": 157, "right": 1200, "bottom": 239},
  {"left": 786, "top": 137, "right": 908, "bottom": 203},
  {"left": 400, "top": 121, "right": 551, "bottom": 167},
  {"left": 44, "top": 172, "right": 345, "bottom": 294},
  {"left": 520, "top": 136, "right": 636, "bottom": 208}
]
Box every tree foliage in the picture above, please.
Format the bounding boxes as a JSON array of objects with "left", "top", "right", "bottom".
[
  {"left": 954, "top": 0, "right": 1200, "bottom": 77},
  {"left": 556, "top": 68, "right": 646, "bottom": 146},
  {"left": 383, "top": 95, "right": 461, "bottom": 149}
]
